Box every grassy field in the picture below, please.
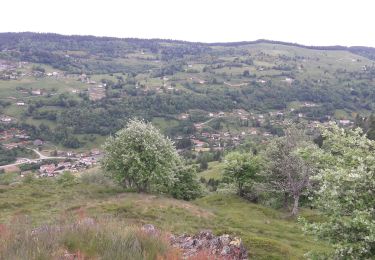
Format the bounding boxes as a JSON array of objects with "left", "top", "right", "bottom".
[
  {"left": 199, "top": 161, "right": 224, "bottom": 180},
  {"left": 151, "top": 117, "right": 179, "bottom": 132},
  {"left": 0, "top": 170, "right": 331, "bottom": 259}
]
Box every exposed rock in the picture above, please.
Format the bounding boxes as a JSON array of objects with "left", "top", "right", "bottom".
[
  {"left": 221, "top": 245, "right": 231, "bottom": 255},
  {"left": 219, "top": 234, "right": 231, "bottom": 246},
  {"left": 169, "top": 229, "right": 248, "bottom": 259}
]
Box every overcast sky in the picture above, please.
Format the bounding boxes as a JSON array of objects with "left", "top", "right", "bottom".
[{"left": 1, "top": 0, "right": 374, "bottom": 47}]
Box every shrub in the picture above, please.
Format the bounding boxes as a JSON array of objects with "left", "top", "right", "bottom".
[
  {"left": 0, "top": 172, "right": 19, "bottom": 185},
  {"left": 80, "top": 170, "right": 116, "bottom": 187},
  {"left": 57, "top": 172, "right": 77, "bottom": 187},
  {"left": 169, "top": 165, "right": 202, "bottom": 201}
]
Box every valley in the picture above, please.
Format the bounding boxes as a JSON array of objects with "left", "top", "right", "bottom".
[
  {"left": 1, "top": 33, "right": 375, "bottom": 174},
  {"left": 1, "top": 33, "right": 375, "bottom": 259}
]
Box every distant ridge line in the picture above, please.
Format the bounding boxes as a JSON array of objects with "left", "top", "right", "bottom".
[
  {"left": 206, "top": 39, "right": 375, "bottom": 52},
  {"left": 1, "top": 32, "right": 375, "bottom": 60},
  {"left": 0, "top": 32, "right": 374, "bottom": 51}
]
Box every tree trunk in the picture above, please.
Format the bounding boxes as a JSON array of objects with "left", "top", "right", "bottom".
[
  {"left": 291, "top": 195, "right": 300, "bottom": 216},
  {"left": 283, "top": 192, "right": 289, "bottom": 209},
  {"left": 238, "top": 182, "right": 243, "bottom": 197}
]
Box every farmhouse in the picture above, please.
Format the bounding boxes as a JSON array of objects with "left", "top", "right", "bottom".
[
  {"left": 283, "top": 77, "right": 294, "bottom": 84},
  {"left": 31, "top": 89, "right": 42, "bottom": 95},
  {"left": 339, "top": 119, "right": 352, "bottom": 126},
  {"left": 0, "top": 116, "right": 13, "bottom": 123},
  {"left": 192, "top": 139, "right": 207, "bottom": 148},
  {"left": 302, "top": 102, "right": 318, "bottom": 107},
  {"left": 178, "top": 113, "right": 189, "bottom": 120},
  {"left": 39, "top": 164, "right": 56, "bottom": 175},
  {"left": 33, "top": 139, "right": 44, "bottom": 146}
]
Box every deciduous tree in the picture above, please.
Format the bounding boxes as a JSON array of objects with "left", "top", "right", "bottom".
[
  {"left": 223, "top": 151, "right": 261, "bottom": 197},
  {"left": 302, "top": 125, "right": 375, "bottom": 259},
  {"left": 102, "top": 119, "right": 180, "bottom": 193},
  {"left": 263, "top": 126, "right": 316, "bottom": 216}
]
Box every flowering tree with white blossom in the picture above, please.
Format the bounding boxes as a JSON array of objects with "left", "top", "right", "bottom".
[{"left": 302, "top": 125, "right": 375, "bottom": 259}]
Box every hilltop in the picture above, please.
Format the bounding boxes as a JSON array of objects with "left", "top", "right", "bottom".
[{"left": 0, "top": 169, "right": 330, "bottom": 259}]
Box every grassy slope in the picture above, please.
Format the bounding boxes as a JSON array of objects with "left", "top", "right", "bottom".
[
  {"left": 0, "top": 218, "right": 173, "bottom": 260},
  {"left": 0, "top": 173, "right": 330, "bottom": 259},
  {"left": 199, "top": 161, "right": 224, "bottom": 180}
]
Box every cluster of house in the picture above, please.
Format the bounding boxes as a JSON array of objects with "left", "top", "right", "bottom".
[
  {"left": 189, "top": 77, "right": 206, "bottom": 85},
  {"left": 174, "top": 104, "right": 358, "bottom": 153},
  {"left": 2, "top": 141, "right": 30, "bottom": 150},
  {"left": 78, "top": 74, "right": 97, "bottom": 84},
  {"left": 46, "top": 71, "right": 59, "bottom": 77},
  {"left": 0, "top": 61, "right": 64, "bottom": 80},
  {"left": 0, "top": 129, "right": 30, "bottom": 140},
  {"left": 0, "top": 71, "right": 19, "bottom": 80},
  {"left": 0, "top": 61, "right": 26, "bottom": 80},
  {"left": 16, "top": 87, "right": 44, "bottom": 96},
  {"left": 174, "top": 131, "right": 247, "bottom": 152},
  {"left": 38, "top": 149, "right": 102, "bottom": 177},
  {"left": 0, "top": 129, "right": 36, "bottom": 150}
]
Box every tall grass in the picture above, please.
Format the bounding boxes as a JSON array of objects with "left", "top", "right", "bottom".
[{"left": 0, "top": 216, "right": 177, "bottom": 260}]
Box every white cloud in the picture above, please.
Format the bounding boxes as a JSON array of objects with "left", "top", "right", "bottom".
[{"left": 1, "top": 0, "right": 374, "bottom": 46}]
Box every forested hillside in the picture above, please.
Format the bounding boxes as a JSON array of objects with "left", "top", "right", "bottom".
[{"left": 1, "top": 32, "right": 375, "bottom": 152}]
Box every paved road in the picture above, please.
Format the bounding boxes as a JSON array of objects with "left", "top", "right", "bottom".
[
  {"left": 0, "top": 149, "right": 75, "bottom": 169},
  {"left": 29, "top": 149, "right": 67, "bottom": 160},
  {"left": 0, "top": 159, "right": 33, "bottom": 169}
]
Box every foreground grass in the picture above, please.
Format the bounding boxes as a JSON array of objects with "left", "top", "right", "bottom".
[
  {"left": 0, "top": 218, "right": 174, "bottom": 260},
  {"left": 0, "top": 173, "right": 330, "bottom": 259}
]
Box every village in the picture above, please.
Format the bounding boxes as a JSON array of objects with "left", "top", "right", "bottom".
[
  {"left": 0, "top": 127, "right": 102, "bottom": 177},
  {"left": 35, "top": 148, "right": 103, "bottom": 177},
  {"left": 176, "top": 104, "right": 353, "bottom": 152},
  {"left": 0, "top": 100, "right": 355, "bottom": 176}
]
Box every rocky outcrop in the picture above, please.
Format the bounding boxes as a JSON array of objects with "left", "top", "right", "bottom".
[
  {"left": 142, "top": 225, "right": 248, "bottom": 259},
  {"left": 170, "top": 230, "right": 248, "bottom": 259}
]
